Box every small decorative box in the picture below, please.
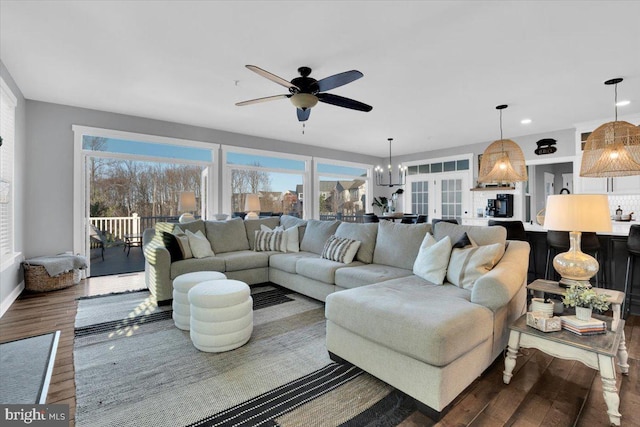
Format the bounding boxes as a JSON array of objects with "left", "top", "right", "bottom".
[{"left": 526, "top": 312, "right": 562, "bottom": 332}]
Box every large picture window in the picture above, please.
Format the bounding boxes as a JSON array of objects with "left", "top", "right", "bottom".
[
  {"left": 0, "top": 78, "right": 17, "bottom": 264},
  {"left": 315, "top": 159, "right": 371, "bottom": 222},
  {"left": 223, "top": 148, "right": 310, "bottom": 219}
]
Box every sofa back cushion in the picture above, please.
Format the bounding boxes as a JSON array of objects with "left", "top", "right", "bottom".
[
  {"left": 373, "top": 221, "right": 431, "bottom": 270},
  {"left": 434, "top": 221, "right": 506, "bottom": 247},
  {"left": 280, "top": 215, "right": 307, "bottom": 242},
  {"left": 205, "top": 218, "right": 250, "bottom": 254},
  {"left": 335, "top": 222, "right": 378, "bottom": 264},
  {"left": 300, "top": 220, "right": 340, "bottom": 254},
  {"left": 244, "top": 217, "right": 281, "bottom": 250},
  {"left": 174, "top": 219, "right": 206, "bottom": 236}
]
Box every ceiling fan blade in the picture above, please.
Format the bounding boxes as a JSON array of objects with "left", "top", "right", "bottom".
[
  {"left": 297, "top": 108, "right": 311, "bottom": 122},
  {"left": 317, "top": 93, "right": 373, "bottom": 112},
  {"left": 316, "top": 70, "right": 363, "bottom": 92},
  {"left": 246, "top": 65, "right": 300, "bottom": 90},
  {"left": 235, "top": 94, "right": 289, "bottom": 106}
]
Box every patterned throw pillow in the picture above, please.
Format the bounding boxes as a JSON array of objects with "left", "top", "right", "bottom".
[
  {"left": 254, "top": 230, "right": 285, "bottom": 252},
  {"left": 260, "top": 224, "right": 299, "bottom": 253},
  {"left": 321, "top": 235, "right": 361, "bottom": 264}
]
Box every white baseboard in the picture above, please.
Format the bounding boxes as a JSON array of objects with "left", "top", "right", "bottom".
[{"left": 0, "top": 281, "right": 24, "bottom": 318}]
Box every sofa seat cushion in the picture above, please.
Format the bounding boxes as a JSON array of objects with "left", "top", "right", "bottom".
[
  {"left": 334, "top": 264, "right": 413, "bottom": 289},
  {"left": 170, "top": 257, "right": 226, "bottom": 280},
  {"left": 269, "top": 251, "right": 319, "bottom": 274},
  {"left": 215, "top": 250, "right": 271, "bottom": 272},
  {"left": 325, "top": 278, "right": 493, "bottom": 366},
  {"left": 296, "top": 257, "right": 364, "bottom": 285}
]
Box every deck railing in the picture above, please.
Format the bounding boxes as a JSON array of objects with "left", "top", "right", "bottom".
[
  {"left": 90, "top": 214, "right": 141, "bottom": 241},
  {"left": 91, "top": 213, "right": 364, "bottom": 240}
]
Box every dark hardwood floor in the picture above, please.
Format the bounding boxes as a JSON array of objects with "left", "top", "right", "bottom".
[{"left": 1, "top": 274, "right": 638, "bottom": 427}]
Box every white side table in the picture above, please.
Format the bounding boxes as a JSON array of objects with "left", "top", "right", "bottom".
[{"left": 503, "top": 314, "right": 629, "bottom": 426}]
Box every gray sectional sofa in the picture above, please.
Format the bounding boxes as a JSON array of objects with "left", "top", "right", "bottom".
[{"left": 142, "top": 215, "right": 529, "bottom": 417}]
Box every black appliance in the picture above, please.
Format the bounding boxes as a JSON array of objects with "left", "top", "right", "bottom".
[{"left": 486, "top": 194, "right": 514, "bottom": 218}]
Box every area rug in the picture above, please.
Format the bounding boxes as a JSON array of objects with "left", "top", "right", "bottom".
[
  {"left": 74, "top": 286, "right": 415, "bottom": 427},
  {"left": 0, "top": 331, "right": 60, "bottom": 404}
]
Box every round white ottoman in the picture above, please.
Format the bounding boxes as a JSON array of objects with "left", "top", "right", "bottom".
[
  {"left": 188, "top": 279, "right": 253, "bottom": 353},
  {"left": 172, "top": 271, "right": 227, "bottom": 330}
]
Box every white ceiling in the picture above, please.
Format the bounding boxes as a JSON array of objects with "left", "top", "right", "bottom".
[{"left": 1, "top": 1, "right": 639, "bottom": 157}]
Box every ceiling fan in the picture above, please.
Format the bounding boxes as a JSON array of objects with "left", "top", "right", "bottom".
[{"left": 236, "top": 65, "right": 373, "bottom": 122}]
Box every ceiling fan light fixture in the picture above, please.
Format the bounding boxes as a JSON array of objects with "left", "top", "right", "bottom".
[
  {"left": 580, "top": 78, "right": 640, "bottom": 177},
  {"left": 478, "top": 105, "right": 528, "bottom": 184},
  {"left": 290, "top": 93, "right": 319, "bottom": 110}
]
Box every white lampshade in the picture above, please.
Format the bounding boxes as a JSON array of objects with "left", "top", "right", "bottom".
[
  {"left": 543, "top": 194, "right": 612, "bottom": 233},
  {"left": 178, "top": 191, "right": 197, "bottom": 212},
  {"left": 244, "top": 194, "right": 261, "bottom": 219},
  {"left": 543, "top": 194, "right": 612, "bottom": 287}
]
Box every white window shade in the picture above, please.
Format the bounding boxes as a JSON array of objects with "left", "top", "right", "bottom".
[{"left": 0, "top": 78, "right": 16, "bottom": 258}]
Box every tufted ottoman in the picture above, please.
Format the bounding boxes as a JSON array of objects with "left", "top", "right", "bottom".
[
  {"left": 172, "top": 271, "right": 227, "bottom": 330},
  {"left": 188, "top": 279, "right": 253, "bottom": 352}
]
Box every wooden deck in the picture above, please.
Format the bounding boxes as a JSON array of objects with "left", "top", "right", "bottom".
[
  {"left": 0, "top": 274, "right": 638, "bottom": 426},
  {"left": 88, "top": 244, "right": 145, "bottom": 277}
]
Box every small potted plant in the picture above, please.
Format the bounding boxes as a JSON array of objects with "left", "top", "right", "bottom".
[
  {"left": 562, "top": 284, "right": 610, "bottom": 321},
  {"left": 371, "top": 197, "right": 389, "bottom": 215}
]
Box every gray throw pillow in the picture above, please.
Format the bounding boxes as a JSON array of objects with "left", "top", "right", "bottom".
[
  {"left": 300, "top": 220, "right": 340, "bottom": 254},
  {"left": 335, "top": 222, "right": 378, "bottom": 264},
  {"left": 205, "top": 218, "right": 250, "bottom": 254},
  {"left": 372, "top": 221, "right": 430, "bottom": 270}
]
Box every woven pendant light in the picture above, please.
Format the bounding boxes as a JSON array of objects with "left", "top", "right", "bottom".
[
  {"left": 580, "top": 78, "right": 640, "bottom": 177},
  {"left": 478, "top": 105, "right": 528, "bottom": 184}
]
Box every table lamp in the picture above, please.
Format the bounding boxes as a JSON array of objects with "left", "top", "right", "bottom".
[
  {"left": 178, "top": 191, "right": 197, "bottom": 223},
  {"left": 244, "top": 194, "right": 261, "bottom": 220},
  {"left": 543, "top": 194, "right": 612, "bottom": 287}
]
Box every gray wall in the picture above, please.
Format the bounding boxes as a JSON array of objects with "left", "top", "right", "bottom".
[
  {"left": 0, "top": 60, "right": 26, "bottom": 314},
  {"left": 394, "top": 128, "right": 576, "bottom": 181},
  {"left": 533, "top": 162, "right": 573, "bottom": 214},
  {"left": 24, "top": 100, "right": 383, "bottom": 259}
]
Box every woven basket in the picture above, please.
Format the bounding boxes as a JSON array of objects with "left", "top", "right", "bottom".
[{"left": 23, "top": 264, "right": 74, "bottom": 292}]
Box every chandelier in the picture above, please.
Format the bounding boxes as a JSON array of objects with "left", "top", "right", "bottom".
[
  {"left": 580, "top": 77, "right": 640, "bottom": 177},
  {"left": 375, "top": 138, "right": 406, "bottom": 187}
]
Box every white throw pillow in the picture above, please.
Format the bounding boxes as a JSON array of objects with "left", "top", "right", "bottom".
[
  {"left": 321, "top": 235, "right": 361, "bottom": 264},
  {"left": 172, "top": 226, "right": 193, "bottom": 259},
  {"left": 261, "top": 224, "right": 299, "bottom": 253},
  {"left": 186, "top": 229, "right": 215, "bottom": 258},
  {"left": 446, "top": 242, "right": 505, "bottom": 290},
  {"left": 412, "top": 233, "right": 452, "bottom": 285}
]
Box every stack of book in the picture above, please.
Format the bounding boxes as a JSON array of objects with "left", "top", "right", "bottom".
[{"left": 560, "top": 315, "right": 607, "bottom": 336}]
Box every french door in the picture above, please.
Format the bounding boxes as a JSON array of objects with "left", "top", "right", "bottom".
[{"left": 406, "top": 172, "right": 470, "bottom": 222}]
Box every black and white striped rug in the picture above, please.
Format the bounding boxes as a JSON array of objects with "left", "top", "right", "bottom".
[{"left": 73, "top": 286, "right": 415, "bottom": 427}]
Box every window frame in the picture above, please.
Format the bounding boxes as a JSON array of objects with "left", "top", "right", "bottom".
[
  {"left": 0, "top": 77, "right": 18, "bottom": 271},
  {"left": 221, "top": 145, "right": 312, "bottom": 219},
  {"left": 73, "top": 125, "right": 220, "bottom": 260},
  {"left": 313, "top": 157, "right": 372, "bottom": 220}
]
